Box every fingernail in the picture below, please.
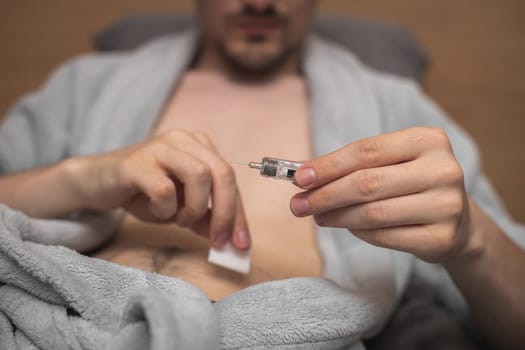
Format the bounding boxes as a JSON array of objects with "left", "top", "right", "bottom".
[
  {"left": 236, "top": 230, "right": 251, "bottom": 249},
  {"left": 213, "top": 232, "right": 229, "bottom": 247},
  {"left": 295, "top": 167, "right": 316, "bottom": 187},
  {"left": 291, "top": 196, "right": 310, "bottom": 216}
]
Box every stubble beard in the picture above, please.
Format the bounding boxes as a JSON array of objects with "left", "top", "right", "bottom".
[{"left": 215, "top": 40, "right": 298, "bottom": 79}]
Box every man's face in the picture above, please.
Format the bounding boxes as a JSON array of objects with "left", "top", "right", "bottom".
[{"left": 197, "top": 0, "right": 316, "bottom": 74}]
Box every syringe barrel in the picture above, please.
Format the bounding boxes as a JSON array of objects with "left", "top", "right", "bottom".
[{"left": 259, "top": 157, "right": 303, "bottom": 181}]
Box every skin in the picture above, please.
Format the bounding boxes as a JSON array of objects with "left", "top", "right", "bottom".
[{"left": 0, "top": 0, "right": 523, "bottom": 348}]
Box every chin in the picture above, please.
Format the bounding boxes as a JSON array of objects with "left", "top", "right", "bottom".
[
  {"left": 228, "top": 53, "right": 286, "bottom": 76},
  {"left": 222, "top": 40, "right": 292, "bottom": 75},
  {"left": 238, "top": 53, "right": 280, "bottom": 69}
]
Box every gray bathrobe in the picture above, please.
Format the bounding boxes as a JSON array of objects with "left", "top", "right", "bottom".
[{"left": 1, "top": 29, "right": 524, "bottom": 349}]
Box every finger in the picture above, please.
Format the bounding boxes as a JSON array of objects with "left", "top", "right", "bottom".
[
  {"left": 295, "top": 127, "right": 452, "bottom": 189},
  {"left": 163, "top": 132, "right": 239, "bottom": 245},
  {"left": 184, "top": 133, "right": 252, "bottom": 248},
  {"left": 191, "top": 131, "right": 214, "bottom": 148},
  {"left": 313, "top": 188, "right": 463, "bottom": 230},
  {"left": 125, "top": 163, "right": 178, "bottom": 220},
  {"left": 189, "top": 188, "right": 253, "bottom": 248},
  {"left": 351, "top": 222, "right": 458, "bottom": 263},
  {"left": 230, "top": 193, "right": 251, "bottom": 250},
  {"left": 154, "top": 145, "right": 212, "bottom": 226},
  {"left": 124, "top": 194, "right": 174, "bottom": 222},
  {"left": 190, "top": 209, "right": 213, "bottom": 238},
  {"left": 208, "top": 161, "right": 238, "bottom": 247},
  {"left": 151, "top": 145, "right": 211, "bottom": 226},
  {"left": 291, "top": 157, "right": 448, "bottom": 217}
]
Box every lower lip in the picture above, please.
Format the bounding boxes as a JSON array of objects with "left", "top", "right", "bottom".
[{"left": 237, "top": 22, "right": 280, "bottom": 36}]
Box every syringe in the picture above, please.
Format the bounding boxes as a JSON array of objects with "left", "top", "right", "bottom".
[{"left": 247, "top": 157, "right": 303, "bottom": 181}]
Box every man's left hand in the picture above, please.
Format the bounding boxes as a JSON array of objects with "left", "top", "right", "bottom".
[{"left": 291, "top": 127, "right": 482, "bottom": 263}]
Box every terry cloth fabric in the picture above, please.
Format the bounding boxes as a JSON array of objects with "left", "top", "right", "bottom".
[
  {"left": 0, "top": 205, "right": 219, "bottom": 350},
  {"left": 1, "top": 206, "right": 391, "bottom": 350},
  {"left": 363, "top": 276, "right": 479, "bottom": 350},
  {"left": 1, "top": 29, "right": 525, "bottom": 348}
]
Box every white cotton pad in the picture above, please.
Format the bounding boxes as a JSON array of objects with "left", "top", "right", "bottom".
[{"left": 208, "top": 242, "right": 251, "bottom": 274}]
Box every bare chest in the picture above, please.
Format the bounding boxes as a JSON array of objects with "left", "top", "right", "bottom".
[
  {"left": 156, "top": 73, "right": 315, "bottom": 231},
  {"left": 156, "top": 73, "right": 312, "bottom": 162}
]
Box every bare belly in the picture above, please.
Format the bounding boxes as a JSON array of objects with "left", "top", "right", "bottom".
[{"left": 92, "top": 214, "right": 323, "bottom": 301}]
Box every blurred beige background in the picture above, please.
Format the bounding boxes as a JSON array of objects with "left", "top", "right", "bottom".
[{"left": 1, "top": 0, "right": 524, "bottom": 222}]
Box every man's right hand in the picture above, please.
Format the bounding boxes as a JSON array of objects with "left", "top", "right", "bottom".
[{"left": 73, "top": 130, "right": 250, "bottom": 250}]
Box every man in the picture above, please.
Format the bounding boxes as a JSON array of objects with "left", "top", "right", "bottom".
[{"left": 0, "top": 0, "right": 523, "bottom": 349}]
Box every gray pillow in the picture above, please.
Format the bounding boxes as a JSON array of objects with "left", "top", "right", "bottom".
[{"left": 95, "top": 13, "right": 428, "bottom": 81}]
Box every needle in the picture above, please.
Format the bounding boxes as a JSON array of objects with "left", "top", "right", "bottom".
[
  {"left": 230, "top": 160, "right": 263, "bottom": 170},
  {"left": 229, "top": 161, "right": 249, "bottom": 167}
]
